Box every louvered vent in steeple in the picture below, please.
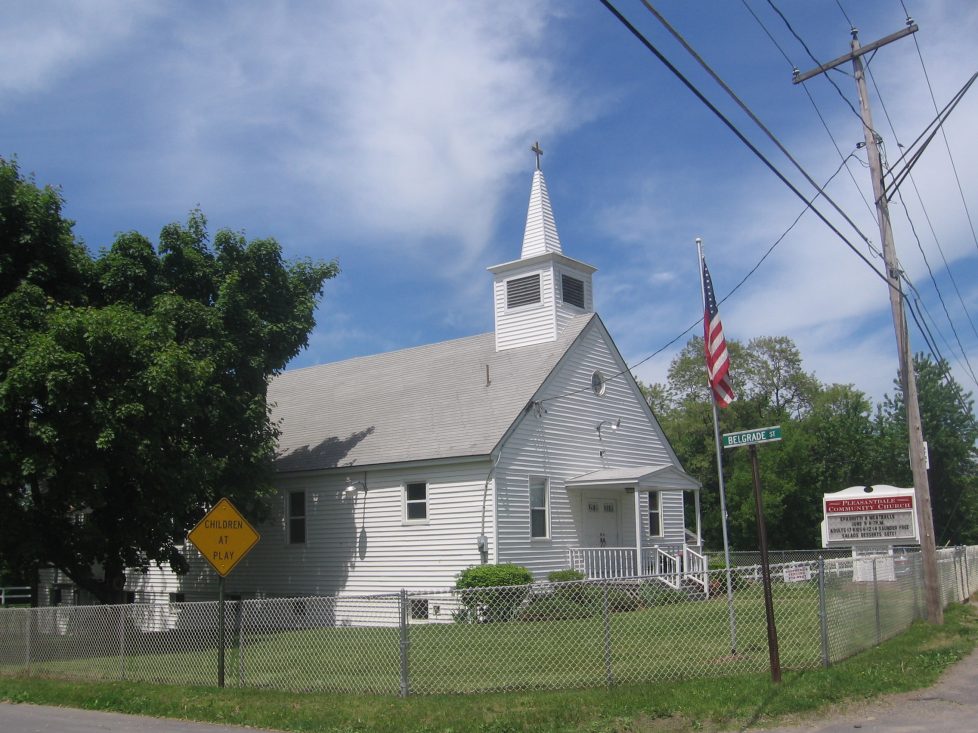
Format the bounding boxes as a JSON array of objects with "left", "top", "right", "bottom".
[{"left": 488, "top": 142, "right": 596, "bottom": 351}]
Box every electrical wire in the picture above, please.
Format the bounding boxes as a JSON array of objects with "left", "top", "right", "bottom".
[
  {"left": 596, "top": 0, "right": 889, "bottom": 290},
  {"left": 861, "top": 57, "right": 978, "bottom": 384},
  {"left": 765, "top": 0, "right": 868, "bottom": 129},
  {"left": 639, "top": 0, "right": 879, "bottom": 264},
  {"left": 867, "top": 61, "right": 978, "bottom": 342},
  {"left": 535, "top": 154, "right": 856, "bottom": 406},
  {"left": 906, "top": 6, "right": 978, "bottom": 258},
  {"left": 741, "top": 0, "right": 879, "bottom": 247},
  {"left": 883, "top": 72, "right": 978, "bottom": 201}
]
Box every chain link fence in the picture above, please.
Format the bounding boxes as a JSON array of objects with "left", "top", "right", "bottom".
[{"left": 1, "top": 546, "right": 975, "bottom": 696}]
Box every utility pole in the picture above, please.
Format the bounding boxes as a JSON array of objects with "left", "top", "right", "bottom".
[{"left": 794, "top": 21, "right": 943, "bottom": 624}]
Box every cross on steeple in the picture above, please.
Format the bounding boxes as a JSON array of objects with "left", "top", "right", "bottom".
[{"left": 531, "top": 141, "right": 543, "bottom": 170}]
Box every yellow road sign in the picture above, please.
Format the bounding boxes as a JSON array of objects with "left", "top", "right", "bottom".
[{"left": 188, "top": 498, "right": 260, "bottom": 577}]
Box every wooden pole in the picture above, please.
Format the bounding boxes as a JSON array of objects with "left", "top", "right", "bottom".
[
  {"left": 850, "top": 34, "right": 942, "bottom": 625},
  {"left": 750, "top": 444, "right": 781, "bottom": 683},
  {"left": 794, "top": 23, "right": 942, "bottom": 625}
]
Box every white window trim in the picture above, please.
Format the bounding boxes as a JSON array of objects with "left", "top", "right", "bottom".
[
  {"left": 529, "top": 476, "right": 550, "bottom": 541},
  {"left": 648, "top": 490, "right": 663, "bottom": 538},
  {"left": 403, "top": 481, "right": 430, "bottom": 525}
]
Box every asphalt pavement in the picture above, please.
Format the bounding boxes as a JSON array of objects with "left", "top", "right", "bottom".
[
  {"left": 0, "top": 704, "right": 282, "bottom": 733},
  {"left": 748, "top": 625, "right": 978, "bottom": 733}
]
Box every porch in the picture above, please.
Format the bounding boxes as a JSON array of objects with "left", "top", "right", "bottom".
[
  {"left": 565, "top": 464, "right": 706, "bottom": 592},
  {"left": 567, "top": 544, "right": 710, "bottom": 593}
]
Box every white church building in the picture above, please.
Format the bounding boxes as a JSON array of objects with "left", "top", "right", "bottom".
[{"left": 50, "top": 154, "right": 707, "bottom": 608}]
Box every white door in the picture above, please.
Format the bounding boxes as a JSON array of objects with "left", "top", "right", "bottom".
[{"left": 582, "top": 495, "right": 620, "bottom": 547}]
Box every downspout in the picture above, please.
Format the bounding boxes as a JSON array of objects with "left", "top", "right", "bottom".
[{"left": 478, "top": 450, "right": 502, "bottom": 564}]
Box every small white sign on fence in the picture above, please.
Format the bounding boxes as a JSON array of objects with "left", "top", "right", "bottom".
[{"left": 781, "top": 564, "right": 812, "bottom": 583}]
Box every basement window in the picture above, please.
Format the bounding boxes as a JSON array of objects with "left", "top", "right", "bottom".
[
  {"left": 506, "top": 274, "right": 541, "bottom": 309},
  {"left": 410, "top": 597, "right": 429, "bottom": 621}
]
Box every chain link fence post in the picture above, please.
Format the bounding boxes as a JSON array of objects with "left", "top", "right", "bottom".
[
  {"left": 912, "top": 553, "right": 921, "bottom": 620},
  {"left": 958, "top": 548, "right": 967, "bottom": 602},
  {"left": 602, "top": 583, "right": 614, "bottom": 687},
  {"left": 23, "top": 607, "right": 32, "bottom": 673},
  {"left": 399, "top": 589, "right": 410, "bottom": 697},
  {"left": 873, "top": 557, "right": 881, "bottom": 645},
  {"left": 964, "top": 547, "right": 971, "bottom": 603},
  {"left": 235, "top": 599, "right": 244, "bottom": 687},
  {"left": 118, "top": 604, "right": 126, "bottom": 680},
  {"left": 818, "top": 556, "right": 830, "bottom": 668}
]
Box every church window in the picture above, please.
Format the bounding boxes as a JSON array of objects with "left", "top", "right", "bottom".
[
  {"left": 561, "top": 274, "right": 585, "bottom": 308},
  {"left": 648, "top": 491, "right": 663, "bottom": 537},
  {"left": 530, "top": 476, "right": 549, "bottom": 538},
  {"left": 506, "top": 274, "right": 541, "bottom": 308},
  {"left": 405, "top": 481, "right": 428, "bottom": 522},
  {"left": 289, "top": 490, "right": 306, "bottom": 544}
]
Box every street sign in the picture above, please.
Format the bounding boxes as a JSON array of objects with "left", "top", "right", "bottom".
[
  {"left": 722, "top": 425, "right": 782, "bottom": 449},
  {"left": 188, "top": 498, "right": 260, "bottom": 577}
]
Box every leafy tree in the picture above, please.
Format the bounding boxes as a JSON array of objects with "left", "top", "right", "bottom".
[
  {"left": 877, "top": 355, "right": 978, "bottom": 545},
  {"left": 0, "top": 158, "right": 338, "bottom": 602}
]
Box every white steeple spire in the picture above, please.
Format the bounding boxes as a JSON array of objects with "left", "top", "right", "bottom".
[
  {"left": 520, "top": 142, "right": 562, "bottom": 259},
  {"left": 489, "top": 143, "right": 595, "bottom": 351}
]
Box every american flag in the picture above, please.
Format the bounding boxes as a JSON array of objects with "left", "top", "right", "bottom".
[{"left": 702, "top": 258, "right": 735, "bottom": 408}]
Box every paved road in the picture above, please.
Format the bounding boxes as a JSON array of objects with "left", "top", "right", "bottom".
[
  {"left": 0, "top": 704, "right": 282, "bottom": 733},
  {"left": 749, "top": 638, "right": 978, "bottom": 733}
]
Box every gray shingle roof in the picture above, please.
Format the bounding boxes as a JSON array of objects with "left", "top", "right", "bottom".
[{"left": 270, "top": 314, "right": 595, "bottom": 472}]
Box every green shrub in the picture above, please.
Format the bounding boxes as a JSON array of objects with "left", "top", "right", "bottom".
[
  {"left": 547, "top": 569, "right": 586, "bottom": 583},
  {"left": 454, "top": 564, "right": 533, "bottom": 623},
  {"left": 456, "top": 564, "right": 533, "bottom": 590}
]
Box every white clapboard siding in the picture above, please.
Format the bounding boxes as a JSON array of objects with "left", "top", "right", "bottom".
[
  {"left": 554, "top": 263, "right": 594, "bottom": 336},
  {"left": 493, "top": 261, "right": 557, "bottom": 351},
  {"left": 198, "top": 460, "right": 494, "bottom": 599},
  {"left": 494, "top": 317, "right": 687, "bottom": 579}
]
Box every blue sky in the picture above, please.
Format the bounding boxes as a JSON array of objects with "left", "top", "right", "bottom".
[{"left": 3, "top": 0, "right": 977, "bottom": 407}]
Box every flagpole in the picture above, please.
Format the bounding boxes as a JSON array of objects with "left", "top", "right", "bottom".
[{"left": 696, "top": 237, "right": 738, "bottom": 655}]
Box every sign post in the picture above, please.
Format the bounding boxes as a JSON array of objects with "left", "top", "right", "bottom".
[
  {"left": 723, "top": 425, "right": 782, "bottom": 684},
  {"left": 188, "top": 498, "right": 260, "bottom": 688}
]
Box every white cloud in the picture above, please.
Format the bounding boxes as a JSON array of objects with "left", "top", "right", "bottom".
[{"left": 0, "top": 2, "right": 160, "bottom": 97}]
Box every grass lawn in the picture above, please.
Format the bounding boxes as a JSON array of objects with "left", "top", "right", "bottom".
[
  {"left": 1, "top": 602, "right": 975, "bottom": 733},
  {"left": 4, "top": 584, "right": 827, "bottom": 695}
]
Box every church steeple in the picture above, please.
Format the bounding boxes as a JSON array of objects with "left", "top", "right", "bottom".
[
  {"left": 488, "top": 143, "right": 596, "bottom": 352},
  {"left": 521, "top": 142, "right": 562, "bottom": 258}
]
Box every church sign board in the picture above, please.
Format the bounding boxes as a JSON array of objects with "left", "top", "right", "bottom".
[
  {"left": 188, "top": 498, "right": 260, "bottom": 577},
  {"left": 820, "top": 485, "right": 918, "bottom": 548}
]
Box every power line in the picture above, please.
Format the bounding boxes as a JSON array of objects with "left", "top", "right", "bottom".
[
  {"left": 896, "top": 189, "right": 978, "bottom": 389},
  {"left": 536, "top": 155, "right": 855, "bottom": 406},
  {"left": 765, "top": 0, "right": 867, "bottom": 128},
  {"left": 861, "top": 57, "right": 978, "bottom": 384},
  {"left": 906, "top": 6, "right": 978, "bottom": 258},
  {"left": 596, "top": 0, "right": 889, "bottom": 289},
  {"left": 639, "top": 0, "right": 879, "bottom": 263},
  {"left": 741, "top": 0, "right": 879, "bottom": 247}
]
